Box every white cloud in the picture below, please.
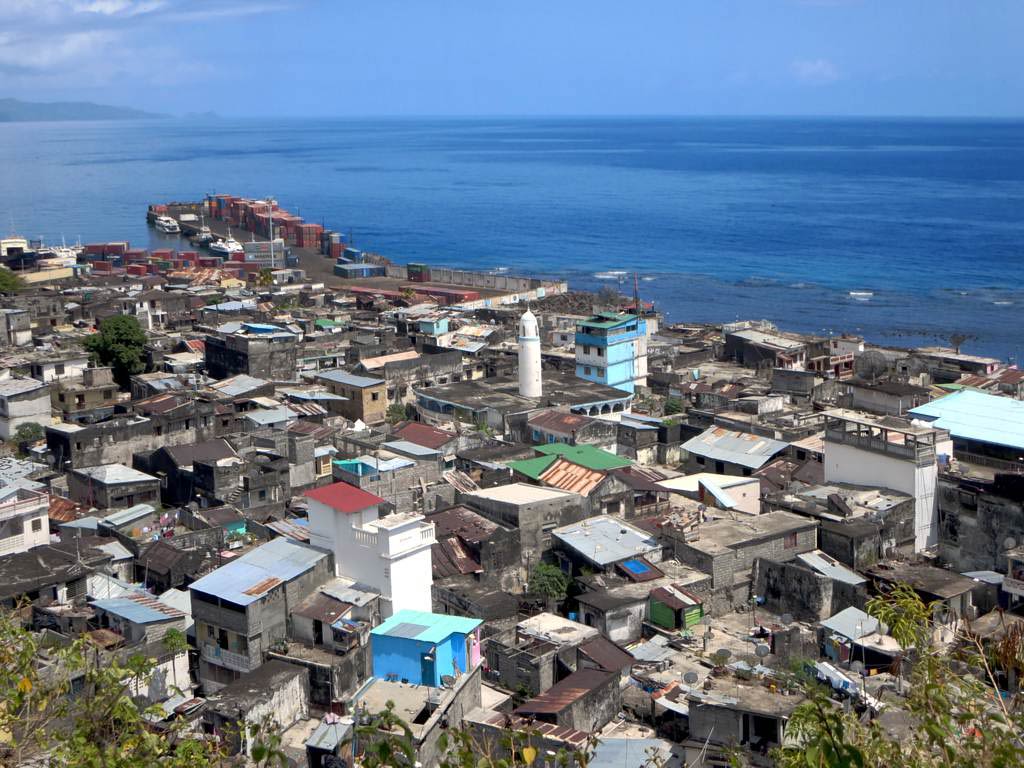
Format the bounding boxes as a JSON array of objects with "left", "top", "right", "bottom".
[{"left": 791, "top": 58, "right": 840, "bottom": 84}]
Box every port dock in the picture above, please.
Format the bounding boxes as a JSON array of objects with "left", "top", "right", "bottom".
[{"left": 148, "top": 198, "right": 565, "bottom": 308}]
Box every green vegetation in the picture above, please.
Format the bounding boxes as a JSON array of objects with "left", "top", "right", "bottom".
[
  {"left": 0, "top": 607, "right": 280, "bottom": 766},
  {"left": 0, "top": 267, "right": 25, "bottom": 295},
  {"left": 386, "top": 403, "right": 410, "bottom": 424},
  {"left": 256, "top": 268, "right": 274, "bottom": 287},
  {"left": 663, "top": 397, "right": 684, "bottom": 416},
  {"left": 83, "top": 315, "right": 148, "bottom": 388},
  {"left": 774, "top": 583, "right": 1024, "bottom": 768},
  {"left": 12, "top": 422, "right": 44, "bottom": 445},
  {"left": 529, "top": 562, "right": 570, "bottom": 609}
]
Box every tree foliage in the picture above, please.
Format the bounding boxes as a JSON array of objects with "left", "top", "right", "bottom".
[
  {"left": 774, "top": 582, "right": 1024, "bottom": 768},
  {"left": 0, "top": 267, "right": 25, "bottom": 295},
  {"left": 386, "top": 404, "right": 409, "bottom": 425},
  {"left": 12, "top": 422, "right": 44, "bottom": 445},
  {"left": 83, "top": 315, "right": 148, "bottom": 388},
  {"left": 0, "top": 606, "right": 288, "bottom": 766},
  {"left": 530, "top": 563, "right": 570, "bottom": 603},
  {"left": 663, "top": 397, "right": 684, "bottom": 416}
]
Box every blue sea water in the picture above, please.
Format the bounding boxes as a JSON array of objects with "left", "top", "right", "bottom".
[{"left": 1, "top": 116, "right": 1022, "bottom": 358}]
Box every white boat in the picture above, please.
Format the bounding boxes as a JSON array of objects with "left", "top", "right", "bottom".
[
  {"left": 154, "top": 215, "right": 180, "bottom": 234},
  {"left": 848, "top": 291, "right": 874, "bottom": 301},
  {"left": 209, "top": 229, "right": 244, "bottom": 256}
]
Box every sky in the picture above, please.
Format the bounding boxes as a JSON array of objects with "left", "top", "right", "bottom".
[{"left": 1, "top": 0, "right": 1022, "bottom": 117}]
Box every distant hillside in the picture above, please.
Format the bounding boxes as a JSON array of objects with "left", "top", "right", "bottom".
[{"left": 0, "top": 98, "right": 166, "bottom": 122}]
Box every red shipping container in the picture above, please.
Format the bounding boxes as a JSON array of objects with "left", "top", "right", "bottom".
[
  {"left": 84, "top": 244, "right": 106, "bottom": 255},
  {"left": 92, "top": 261, "right": 112, "bottom": 272},
  {"left": 106, "top": 242, "right": 129, "bottom": 255}
]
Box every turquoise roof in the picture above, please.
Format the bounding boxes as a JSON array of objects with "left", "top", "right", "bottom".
[
  {"left": 909, "top": 390, "right": 1024, "bottom": 452},
  {"left": 371, "top": 609, "right": 481, "bottom": 644}
]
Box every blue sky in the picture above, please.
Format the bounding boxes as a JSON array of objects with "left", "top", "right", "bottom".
[{"left": 2, "top": 0, "right": 1021, "bottom": 117}]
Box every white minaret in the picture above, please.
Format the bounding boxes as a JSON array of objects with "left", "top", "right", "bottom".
[{"left": 518, "top": 307, "right": 542, "bottom": 398}]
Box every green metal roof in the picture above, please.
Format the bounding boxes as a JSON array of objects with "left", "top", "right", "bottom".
[
  {"left": 507, "top": 454, "right": 560, "bottom": 480},
  {"left": 371, "top": 609, "right": 481, "bottom": 643},
  {"left": 576, "top": 312, "right": 638, "bottom": 330},
  {"left": 533, "top": 444, "right": 632, "bottom": 470}
]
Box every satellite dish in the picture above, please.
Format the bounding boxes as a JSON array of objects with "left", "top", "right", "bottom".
[
  {"left": 755, "top": 644, "right": 770, "bottom": 658},
  {"left": 700, "top": 616, "right": 713, "bottom": 626},
  {"left": 850, "top": 660, "right": 864, "bottom": 674},
  {"left": 714, "top": 649, "right": 731, "bottom": 661},
  {"left": 1005, "top": 536, "right": 1017, "bottom": 550},
  {"left": 683, "top": 671, "right": 699, "bottom": 684},
  {"left": 781, "top": 613, "right": 793, "bottom": 625}
]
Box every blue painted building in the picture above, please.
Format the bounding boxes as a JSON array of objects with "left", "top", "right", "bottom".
[
  {"left": 575, "top": 312, "right": 648, "bottom": 393},
  {"left": 370, "top": 610, "right": 482, "bottom": 687}
]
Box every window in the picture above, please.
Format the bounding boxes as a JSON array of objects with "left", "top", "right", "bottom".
[
  {"left": 31, "top": 519, "right": 41, "bottom": 533},
  {"left": 784, "top": 532, "right": 798, "bottom": 549},
  {"left": 103, "top": 389, "right": 113, "bottom": 399},
  {"left": 583, "top": 345, "right": 591, "bottom": 355},
  {"left": 584, "top": 367, "right": 592, "bottom": 376},
  {"left": 55, "top": 363, "right": 65, "bottom": 375},
  {"left": 371, "top": 392, "right": 379, "bottom": 401},
  {"left": 742, "top": 468, "right": 752, "bottom": 477},
  {"left": 796, "top": 450, "right": 806, "bottom": 461},
  {"left": 696, "top": 456, "right": 705, "bottom": 465},
  {"left": 258, "top": 490, "right": 267, "bottom": 501},
  {"left": 596, "top": 348, "right": 604, "bottom": 357}
]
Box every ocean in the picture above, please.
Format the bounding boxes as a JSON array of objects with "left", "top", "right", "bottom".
[{"left": 1, "top": 116, "right": 1022, "bottom": 358}]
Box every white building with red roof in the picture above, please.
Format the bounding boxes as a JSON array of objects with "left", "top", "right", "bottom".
[{"left": 305, "top": 481, "right": 436, "bottom": 616}]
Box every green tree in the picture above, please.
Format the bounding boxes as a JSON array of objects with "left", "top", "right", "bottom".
[
  {"left": 257, "top": 268, "right": 275, "bottom": 287},
  {"left": 0, "top": 605, "right": 289, "bottom": 766},
  {"left": 386, "top": 404, "right": 409, "bottom": 424},
  {"left": 774, "top": 582, "right": 1024, "bottom": 768},
  {"left": 12, "top": 422, "right": 44, "bottom": 445},
  {"left": 161, "top": 627, "right": 189, "bottom": 691},
  {"left": 663, "top": 397, "right": 684, "bottom": 416},
  {"left": 83, "top": 315, "right": 148, "bottom": 388},
  {"left": 0, "top": 267, "right": 25, "bottom": 295},
  {"left": 529, "top": 563, "right": 570, "bottom": 610}
]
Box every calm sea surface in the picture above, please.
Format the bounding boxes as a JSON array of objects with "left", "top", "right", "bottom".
[{"left": 1, "top": 117, "right": 1022, "bottom": 357}]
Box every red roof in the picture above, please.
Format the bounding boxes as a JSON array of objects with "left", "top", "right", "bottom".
[
  {"left": 393, "top": 421, "right": 456, "bottom": 451},
  {"left": 304, "top": 482, "right": 384, "bottom": 514}
]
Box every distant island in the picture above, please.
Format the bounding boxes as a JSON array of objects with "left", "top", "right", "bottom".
[{"left": 0, "top": 98, "right": 166, "bottom": 122}]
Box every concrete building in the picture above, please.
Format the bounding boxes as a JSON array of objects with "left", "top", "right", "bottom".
[
  {"left": 526, "top": 409, "right": 617, "bottom": 452},
  {"left": 823, "top": 410, "right": 950, "bottom": 551},
  {"left": 29, "top": 354, "right": 90, "bottom": 384},
  {"left": 0, "top": 488, "right": 49, "bottom": 557},
  {"left": 519, "top": 308, "right": 542, "bottom": 398},
  {"left": 840, "top": 379, "right": 932, "bottom": 416},
  {"left": 575, "top": 312, "right": 647, "bottom": 393},
  {"left": 189, "top": 537, "right": 332, "bottom": 691},
  {"left": 306, "top": 481, "right": 435, "bottom": 616},
  {"left": 0, "top": 378, "right": 50, "bottom": 441},
  {"left": 552, "top": 515, "right": 663, "bottom": 574},
  {"left": 313, "top": 370, "right": 387, "bottom": 425},
  {"left": 664, "top": 510, "right": 818, "bottom": 590},
  {"left": 515, "top": 668, "right": 621, "bottom": 732},
  {"left": 67, "top": 464, "right": 160, "bottom": 510},
  {"left": 0, "top": 308, "right": 32, "bottom": 347},
  {"left": 370, "top": 609, "right": 482, "bottom": 686},
  {"left": 909, "top": 389, "right": 1024, "bottom": 472},
  {"left": 681, "top": 426, "right": 789, "bottom": 477},
  {"left": 51, "top": 367, "right": 118, "bottom": 422},
  {"left": 204, "top": 322, "right": 299, "bottom": 380},
  {"left": 461, "top": 483, "right": 588, "bottom": 570},
  {"left": 90, "top": 591, "right": 187, "bottom": 646}
]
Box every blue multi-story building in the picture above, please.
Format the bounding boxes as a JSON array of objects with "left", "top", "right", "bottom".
[{"left": 575, "top": 312, "right": 647, "bottom": 393}]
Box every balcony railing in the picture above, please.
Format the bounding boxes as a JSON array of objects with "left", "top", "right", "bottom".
[{"left": 201, "top": 643, "right": 260, "bottom": 673}]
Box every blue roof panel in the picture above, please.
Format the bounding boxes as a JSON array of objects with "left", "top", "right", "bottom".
[{"left": 909, "top": 390, "right": 1024, "bottom": 452}]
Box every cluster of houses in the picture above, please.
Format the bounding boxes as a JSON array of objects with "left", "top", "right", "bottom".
[{"left": 0, "top": 239, "right": 1022, "bottom": 767}]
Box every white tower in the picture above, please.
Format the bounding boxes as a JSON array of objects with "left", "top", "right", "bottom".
[{"left": 518, "top": 307, "right": 542, "bottom": 398}]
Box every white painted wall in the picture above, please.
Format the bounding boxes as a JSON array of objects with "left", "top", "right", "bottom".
[
  {"left": 307, "top": 498, "right": 435, "bottom": 617},
  {"left": 824, "top": 441, "right": 937, "bottom": 550},
  {"left": 0, "top": 389, "right": 51, "bottom": 439}
]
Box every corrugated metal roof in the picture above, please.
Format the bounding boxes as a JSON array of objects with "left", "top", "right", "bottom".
[
  {"left": 305, "top": 481, "right": 384, "bottom": 514},
  {"left": 315, "top": 369, "right": 385, "bottom": 388},
  {"left": 381, "top": 440, "right": 440, "bottom": 457},
  {"left": 75, "top": 464, "right": 157, "bottom": 485},
  {"left": 371, "top": 609, "right": 481, "bottom": 643},
  {"left": 539, "top": 457, "right": 606, "bottom": 496},
  {"left": 189, "top": 537, "right": 328, "bottom": 606},
  {"left": 797, "top": 550, "right": 867, "bottom": 586},
  {"left": 820, "top": 606, "right": 878, "bottom": 641},
  {"left": 92, "top": 592, "right": 184, "bottom": 625},
  {"left": 681, "top": 427, "right": 788, "bottom": 470},
  {"left": 552, "top": 516, "right": 660, "bottom": 566},
  {"left": 909, "top": 389, "right": 1024, "bottom": 452},
  {"left": 515, "top": 668, "right": 615, "bottom": 715}
]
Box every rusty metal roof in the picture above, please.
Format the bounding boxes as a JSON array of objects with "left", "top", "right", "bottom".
[
  {"left": 539, "top": 457, "right": 606, "bottom": 496},
  {"left": 514, "top": 668, "right": 615, "bottom": 716},
  {"left": 242, "top": 576, "right": 283, "bottom": 596}
]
